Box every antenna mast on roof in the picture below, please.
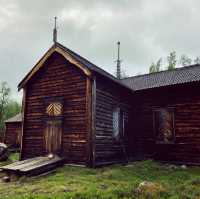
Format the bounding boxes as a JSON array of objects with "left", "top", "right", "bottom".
[
  {"left": 53, "top": 16, "right": 57, "bottom": 43},
  {"left": 116, "top": 41, "right": 121, "bottom": 79}
]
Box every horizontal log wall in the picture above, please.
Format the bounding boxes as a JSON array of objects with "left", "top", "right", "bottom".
[
  {"left": 22, "top": 52, "right": 88, "bottom": 164},
  {"left": 5, "top": 122, "right": 21, "bottom": 147},
  {"left": 94, "top": 74, "right": 133, "bottom": 166},
  {"left": 133, "top": 82, "right": 200, "bottom": 164}
]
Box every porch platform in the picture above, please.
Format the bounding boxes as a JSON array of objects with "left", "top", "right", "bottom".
[{"left": 0, "top": 155, "right": 65, "bottom": 177}]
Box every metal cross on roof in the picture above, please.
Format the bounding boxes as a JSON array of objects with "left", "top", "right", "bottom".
[{"left": 53, "top": 16, "right": 57, "bottom": 43}]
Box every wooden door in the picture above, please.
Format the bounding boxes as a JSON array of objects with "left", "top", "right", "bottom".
[{"left": 44, "top": 120, "right": 62, "bottom": 154}]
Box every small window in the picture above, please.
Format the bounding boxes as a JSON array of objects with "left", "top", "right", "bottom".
[
  {"left": 113, "top": 108, "right": 120, "bottom": 137},
  {"left": 153, "top": 108, "right": 175, "bottom": 144},
  {"left": 112, "top": 107, "right": 125, "bottom": 138}
]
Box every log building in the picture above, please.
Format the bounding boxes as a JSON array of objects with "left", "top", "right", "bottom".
[
  {"left": 5, "top": 113, "right": 22, "bottom": 148},
  {"left": 17, "top": 41, "right": 200, "bottom": 167},
  {"left": 122, "top": 68, "right": 200, "bottom": 165}
]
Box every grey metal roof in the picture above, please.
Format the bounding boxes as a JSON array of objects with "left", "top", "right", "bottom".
[
  {"left": 5, "top": 113, "right": 22, "bottom": 123},
  {"left": 120, "top": 64, "right": 200, "bottom": 91},
  {"left": 58, "top": 43, "right": 200, "bottom": 91}
]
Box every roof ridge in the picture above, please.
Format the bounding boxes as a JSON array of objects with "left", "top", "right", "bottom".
[
  {"left": 56, "top": 42, "right": 118, "bottom": 80},
  {"left": 121, "top": 63, "right": 200, "bottom": 91},
  {"left": 121, "top": 64, "right": 200, "bottom": 80},
  {"left": 56, "top": 42, "right": 134, "bottom": 92}
]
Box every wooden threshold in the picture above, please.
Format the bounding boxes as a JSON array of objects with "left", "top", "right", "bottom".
[{"left": 0, "top": 155, "right": 65, "bottom": 177}]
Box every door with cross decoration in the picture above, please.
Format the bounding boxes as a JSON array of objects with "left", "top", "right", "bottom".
[{"left": 44, "top": 99, "right": 63, "bottom": 154}]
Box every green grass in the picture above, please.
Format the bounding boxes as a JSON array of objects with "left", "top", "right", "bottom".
[
  {"left": 0, "top": 152, "right": 19, "bottom": 167},
  {"left": 8, "top": 152, "right": 19, "bottom": 162},
  {"left": 1, "top": 155, "right": 200, "bottom": 199}
]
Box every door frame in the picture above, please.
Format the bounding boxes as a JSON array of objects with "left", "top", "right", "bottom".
[
  {"left": 43, "top": 97, "right": 64, "bottom": 155},
  {"left": 44, "top": 118, "right": 63, "bottom": 154}
]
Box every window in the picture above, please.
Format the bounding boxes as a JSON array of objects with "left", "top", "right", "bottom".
[
  {"left": 113, "top": 108, "right": 120, "bottom": 137},
  {"left": 112, "top": 107, "right": 125, "bottom": 138},
  {"left": 153, "top": 108, "right": 175, "bottom": 144}
]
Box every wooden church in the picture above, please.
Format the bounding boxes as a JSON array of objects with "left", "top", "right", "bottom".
[{"left": 17, "top": 23, "right": 200, "bottom": 167}]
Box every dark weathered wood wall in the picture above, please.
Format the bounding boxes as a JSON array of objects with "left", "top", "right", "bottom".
[
  {"left": 94, "top": 74, "right": 133, "bottom": 166},
  {"left": 133, "top": 82, "right": 200, "bottom": 164},
  {"left": 0, "top": 131, "right": 5, "bottom": 143},
  {"left": 21, "top": 52, "right": 88, "bottom": 164},
  {"left": 5, "top": 122, "right": 21, "bottom": 147}
]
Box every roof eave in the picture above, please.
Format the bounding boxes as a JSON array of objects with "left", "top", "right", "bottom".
[
  {"left": 18, "top": 44, "right": 56, "bottom": 90},
  {"left": 18, "top": 43, "right": 92, "bottom": 91}
]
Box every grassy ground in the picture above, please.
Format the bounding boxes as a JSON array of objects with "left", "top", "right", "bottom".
[{"left": 1, "top": 154, "right": 200, "bottom": 198}]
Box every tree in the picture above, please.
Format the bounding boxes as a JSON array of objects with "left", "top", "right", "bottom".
[
  {"left": 149, "top": 62, "right": 156, "bottom": 73},
  {"left": 149, "top": 58, "right": 162, "bottom": 73},
  {"left": 4, "top": 100, "right": 21, "bottom": 120},
  {"left": 155, "top": 58, "right": 162, "bottom": 72},
  {"left": 0, "top": 82, "right": 10, "bottom": 131},
  {"left": 179, "top": 54, "right": 192, "bottom": 66},
  {"left": 194, "top": 56, "right": 200, "bottom": 64},
  {"left": 167, "top": 51, "right": 177, "bottom": 70}
]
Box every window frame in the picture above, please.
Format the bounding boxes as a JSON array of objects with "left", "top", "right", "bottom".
[
  {"left": 120, "top": 110, "right": 125, "bottom": 138},
  {"left": 112, "top": 107, "right": 120, "bottom": 138},
  {"left": 112, "top": 107, "right": 125, "bottom": 139},
  {"left": 153, "top": 107, "right": 175, "bottom": 144}
]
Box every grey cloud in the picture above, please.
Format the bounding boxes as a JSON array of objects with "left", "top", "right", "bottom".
[{"left": 0, "top": 0, "right": 200, "bottom": 100}]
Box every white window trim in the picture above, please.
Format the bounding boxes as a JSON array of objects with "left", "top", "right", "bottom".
[{"left": 113, "top": 107, "right": 120, "bottom": 138}]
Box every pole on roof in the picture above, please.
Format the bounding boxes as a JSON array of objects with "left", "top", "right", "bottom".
[
  {"left": 116, "top": 41, "right": 121, "bottom": 79},
  {"left": 53, "top": 16, "right": 57, "bottom": 43}
]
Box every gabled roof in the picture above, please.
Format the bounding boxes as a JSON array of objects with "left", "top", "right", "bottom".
[
  {"left": 56, "top": 43, "right": 118, "bottom": 83},
  {"left": 5, "top": 113, "right": 22, "bottom": 123},
  {"left": 18, "top": 42, "right": 200, "bottom": 92},
  {"left": 18, "top": 42, "right": 131, "bottom": 91},
  {"left": 121, "top": 64, "right": 200, "bottom": 91}
]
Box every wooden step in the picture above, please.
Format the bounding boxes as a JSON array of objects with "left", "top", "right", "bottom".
[{"left": 0, "top": 155, "right": 65, "bottom": 177}]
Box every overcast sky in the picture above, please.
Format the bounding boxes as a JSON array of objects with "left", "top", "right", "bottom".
[{"left": 1, "top": 0, "right": 200, "bottom": 101}]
